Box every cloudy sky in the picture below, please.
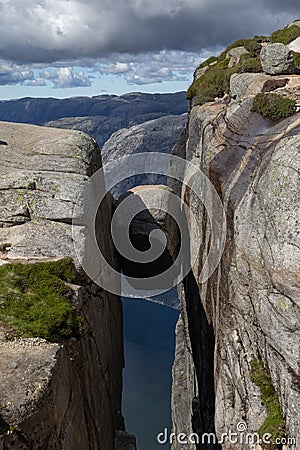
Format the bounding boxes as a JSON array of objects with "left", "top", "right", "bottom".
[{"left": 0, "top": 0, "right": 299, "bottom": 98}]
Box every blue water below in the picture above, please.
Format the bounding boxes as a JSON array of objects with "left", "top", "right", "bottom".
[{"left": 122, "top": 295, "right": 179, "bottom": 450}]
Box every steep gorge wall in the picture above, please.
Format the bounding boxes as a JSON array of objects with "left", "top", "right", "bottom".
[
  {"left": 0, "top": 122, "right": 134, "bottom": 449},
  {"left": 171, "top": 72, "right": 300, "bottom": 449}
]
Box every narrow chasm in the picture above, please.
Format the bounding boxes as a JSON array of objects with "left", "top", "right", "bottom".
[
  {"left": 183, "top": 271, "right": 220, "bottom": 450},
  {"left": 112, "top": 187, "right": 180, "bottom": 450}
]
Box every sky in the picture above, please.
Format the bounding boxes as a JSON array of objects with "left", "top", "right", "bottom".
[{"left": 0, "top": 0, "right": 299, "bottom": 99}]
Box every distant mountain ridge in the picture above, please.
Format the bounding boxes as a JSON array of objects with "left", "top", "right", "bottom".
[{"left": 0, "top": 92, "right": 187, "bottom": 147}]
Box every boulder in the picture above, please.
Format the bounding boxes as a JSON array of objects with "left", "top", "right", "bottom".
[
  {"left": 113, "top": 185, "right": 179, "bottom": 284},
  {"left": 260, "top": 43, "right": 295, "bottom": 74},
  {"left": 227, "top": 46, "right": 249, "bottom": 68},
  {"left": 230, "top": 73, "right": 268, "bottom": 100},
  {"left": 288, "top": 36, "right": 300, "bottom": 53}
]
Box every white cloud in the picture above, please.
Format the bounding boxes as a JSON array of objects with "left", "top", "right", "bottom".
[
  {"left": 25, "top": 77, "right": 46, "bottom": 86},
  {"left": 0, "top": 60, "right": 35, "bottom": 85},
  {"left": 0, "top": 61, "right": 92, "bottom": 88},
  {"left": 41, "top": 67, "right": 92, "bottom": 88},
  {"left": 95, "top": 50, "right": 204, "bottom": 85}
]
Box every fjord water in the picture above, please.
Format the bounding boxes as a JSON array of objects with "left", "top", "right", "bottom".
[{"left": 122, "top": 292, "right": 179, "bottom": 450}]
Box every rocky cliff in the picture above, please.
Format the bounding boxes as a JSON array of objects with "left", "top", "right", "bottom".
[
  {"left": 0, "top": 123, "right": 135, "bottom": 449},
  {"left": 171, "top": 23, "right": 300, "bottom": 450}
]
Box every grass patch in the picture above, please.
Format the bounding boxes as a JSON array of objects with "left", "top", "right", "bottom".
[
  {"left": 250, "top": 359, "right": 285, "bottom": 449},
  {"left": 251, "top": 93, "right": 296, "bottom": 121},
  {"left": 271, "top": 25, "right": 300, "bottom": 45},
  {"left": 0, "top": 258, "right": 81, "bottom": 341},
  {"left": 187, "top": 59, "right": 234, "bottom": 103},
  {"left": 239, "top": 55, "right": 262, "bottom": 72}
]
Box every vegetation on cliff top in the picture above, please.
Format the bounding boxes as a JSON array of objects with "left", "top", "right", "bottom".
[
  {"left": 251, "top": 93, "right": 296, "bottom": 121},
  {"left": 0, "top": 258, "right": 81, "bottom": 341},
  {"left": 187, "top": 22, "right": 300, "bottom": 105},
  {"left": 250, "top": 358, "right": 285, "bottom": 449}
]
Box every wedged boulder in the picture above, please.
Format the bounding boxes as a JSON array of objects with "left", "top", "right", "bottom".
[
  {"left": 260, "top": 43, "right": 295, "bottom": 74},
  {"left": 113, "top": 185, "right": 180, "bottom": 285}
]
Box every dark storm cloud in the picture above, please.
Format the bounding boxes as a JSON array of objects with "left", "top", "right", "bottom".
[{"left": 0, "top": 0, "right": 299, "bottom": 64}]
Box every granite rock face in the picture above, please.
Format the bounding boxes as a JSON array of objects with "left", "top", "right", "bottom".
[
  {"left": 0, "top": 122, "right": 132, "bottom": 449},
  {"left": 260, "top": 43, "right": 295, "bottom": 74},
  {"left": 171, "top": 71, "right": 300, "bottom": 449}
]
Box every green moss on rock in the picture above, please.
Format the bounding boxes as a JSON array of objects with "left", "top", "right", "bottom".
[
  {"left": 218, "top": 36, "right": 265, "bottom": 60},
  {"left": 250, "top": 359, "right": 285, "bottom": 449},
  {"left": 251, "top": 93, "right": 296, "bottom": 121},
  {"left": 0, "top": 258, "right": 81, "bottom": 341},
  {"left": 271, "top": 25, "right": 300, "bottom": 45}
]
